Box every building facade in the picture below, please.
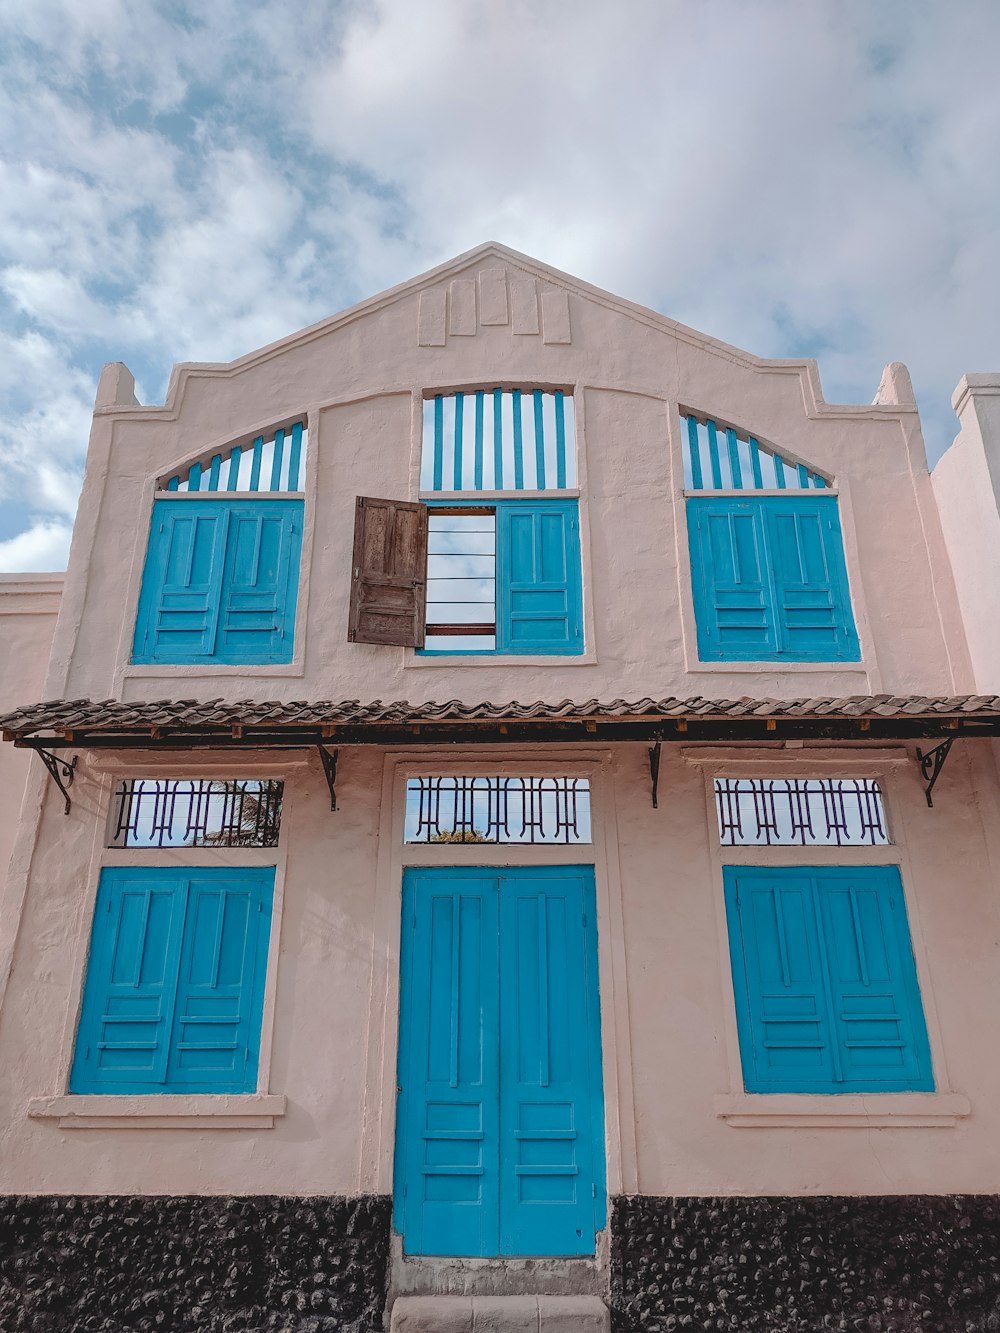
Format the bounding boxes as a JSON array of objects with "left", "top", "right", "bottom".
[{"left": 2, "top": 245, "right": 1000, "bottom": 1332}]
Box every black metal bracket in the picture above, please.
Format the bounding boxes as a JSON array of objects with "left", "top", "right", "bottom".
[
  {"left": 916, "top": 737, "right": 954, "bottom": 807},
  {"left": 318, "top": 746, "right": 339, "bottom": 811},
  {"left": 648, "top": 742, "right": 661, "bottom": 809},
  {"left": 37, "top": 748, "right": 78, "bottom": 815}
]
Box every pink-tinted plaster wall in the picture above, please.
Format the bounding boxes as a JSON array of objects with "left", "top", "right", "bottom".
[
  {"left": 1, "top": 246, "right": 997, "bottom": 1204},
  {"left": 0, "top": 576, "right": 61, "bottom": 892}
]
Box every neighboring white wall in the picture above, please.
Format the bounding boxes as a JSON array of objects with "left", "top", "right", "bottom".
[
  {"left": 0, "top": 576, "right": 62, "bottom": 891},
  {"left": 933, "top": 375, "right": 1000, "bottom": 693}
]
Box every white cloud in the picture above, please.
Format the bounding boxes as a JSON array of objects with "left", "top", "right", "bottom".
[
  {"left": 0, "top": 519, "right": 73, "bottom": 572},
  {"left": 0, "top": 0, "right": 999, "bottom": 569}
]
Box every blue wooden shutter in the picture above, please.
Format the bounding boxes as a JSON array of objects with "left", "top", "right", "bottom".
[
  {"left": 133, "top": 501, "right": 229, "bottom": 663},
  {"left": 726, "top": 866, "right": 934, "bottom": 1093},
  {"left": 687, "top": 498, "right": 778, "bottom": 660},
  {"left": 724, "top": 868, "right": 837, "bottom": 1092},
  {"left": 70, "top": 869, "right": 187, "bottom": 1093},
  {"left": 396, "top": 870, "right": 501, "bottom": 1258},
  {"left": 498, "top": 869, "right": 605, "bottom": 1257},
  {"left": 496, "top": 499, "right": 583, "bottom": 654},
  {"left": 165, "top": 870, "right": 274, "bottom": 1093},
  {"left": 817, "top": 868, "right": 933, "bottom": 1091},
  {"left": 216, "top": 500, "right": 302, "bottom": 664},
  {"left": 762, "top": 496, "right": 860, "bottom": 661}
]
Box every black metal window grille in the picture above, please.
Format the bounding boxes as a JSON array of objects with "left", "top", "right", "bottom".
[
  {"left": 425, "top": 510, "right": 497, "bottom": 652},
  {"left": 405, "top": 776, "right": 591, "bottom": 844},
  {"left": 714, "top": 777, "right": 889, "bottom": 847},
  {"left": 109, "top": 779, "right": 284, "bottom": 848}
]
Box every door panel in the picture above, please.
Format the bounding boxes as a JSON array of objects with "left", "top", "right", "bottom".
[
  {"left": 396, "top": 866, "right": 604, "bottom": 1257},
  {"left": 499, "top": 873, "right": 604, "bottom": 1256},
  {"left": 396, "top": 874, "right": 500, "bottom": 1257}
]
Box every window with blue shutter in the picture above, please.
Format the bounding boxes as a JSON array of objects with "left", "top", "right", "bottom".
[
  {"left": 70, "top": 867, "right": 274, "bottom": 1095},
  {"left": 723, "top": 865, "right": 933, "bottom": 1093},
  {"left": 497, "top": 499, "right": 582, "bottom": 654},
  {"left": 418, "top": 497, "right": 583, "bottom": 656},
  {"left": 133, "top": 498, "right": 302, "bottom": 665},
  {"left": 687, "top": 495, "right": 859, "bottom": 662}
]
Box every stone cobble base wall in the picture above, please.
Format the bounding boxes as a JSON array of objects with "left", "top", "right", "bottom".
[
  {"left": 0, "top": 1194, "right": 391, "bottom": 1333},
  {"left": 609, "top": 1194, "right": 1000, "bottom": 1333}
]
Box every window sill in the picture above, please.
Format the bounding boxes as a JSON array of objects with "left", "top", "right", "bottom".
[
  {"left": 125, "top": 664, "right": 303, "bottom": 678},
  {"left": 714, "top": 1092, "right": 970, "bottom": 1128},
  {"left": 688, "top": 661, "right": 865, "bottom": 673},
  {"left": 406, "top": 652, "right": 597, "bottom": 668},
  {"left": 28, "top": 1093, "right": 287, "bottom": 1129}
]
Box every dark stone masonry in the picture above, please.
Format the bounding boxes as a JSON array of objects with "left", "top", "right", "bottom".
[
  {"left": 609, "top": 1194, "right": 1000, "bottom": 1333},
  {"left": 0, "top": 1194, "right": 391, "bottom": 1333}
]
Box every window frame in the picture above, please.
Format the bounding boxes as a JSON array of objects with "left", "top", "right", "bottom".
[
  {"left": 119, "top": 412, "right": 317, "bottom": 687},
  {"left": 29, "top": 755, "right": 300, "bottom": 1129},
  {"left": 417, "top": 495, "right": 585, "bottom": 658},
  {"left": 667, "top": 404, "right": 876, "bottom": 682},
  {"left": 686, "top": 747, "right": 967, "bottom": 1127}
]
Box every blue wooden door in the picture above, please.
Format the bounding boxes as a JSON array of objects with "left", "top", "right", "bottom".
[{"left": 395, "top": 867, "right": 604, "bottom": 1257}]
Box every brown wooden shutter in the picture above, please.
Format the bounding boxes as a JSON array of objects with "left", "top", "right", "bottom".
[{"left": 348, "top": 497, "right": 429, "bottom": 646}]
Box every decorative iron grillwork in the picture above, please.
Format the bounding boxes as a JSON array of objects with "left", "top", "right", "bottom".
[
  {"left": 405, "top": 776, "right": 591, "bottom": 844},
  {"left": 714, "top": 777, "right": 889, "bottom": 846},
  {"left": 109, "top": 778, "right": 283, "bottom": 848}
]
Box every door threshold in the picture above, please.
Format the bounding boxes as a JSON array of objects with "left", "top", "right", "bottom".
[{"left": 389, "top": 1232, "right": 609, "bottom": 1300}]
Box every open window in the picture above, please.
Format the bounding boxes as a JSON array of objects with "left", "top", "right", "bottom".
[{"left": 348, "top": 496, "right": 583, "bottom": 655}]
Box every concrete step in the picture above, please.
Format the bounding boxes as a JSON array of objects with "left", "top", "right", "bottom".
[{"left": 390, "top": 1294, "right": 609, "bottom": 1332}]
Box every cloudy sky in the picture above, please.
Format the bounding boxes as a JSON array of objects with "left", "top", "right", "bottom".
[{"left": 1, "top": 0, "right": 998, "bottom": 571}]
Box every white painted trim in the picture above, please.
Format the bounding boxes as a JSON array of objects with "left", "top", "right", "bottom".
[
  {"left": 405, "top": 652, "right": 598, "bottom": 669},
  {"left": 714, "top": 1092, "right": 970, "bottom": 1128},
  {"left": 683, "top": 488, "right": 840, "bottom": 498},
  {"left": 420, "top": 489, "right": 582, "bottom": 502},
  {"left": 28, "top": 1093, "right": 287, "bottom": 1129},
  {"left": 152, "top": 490, "right": 306, "bottom": 501},
  {"left": 356, "top": 745, "right": 636, "bottom": 1202}
]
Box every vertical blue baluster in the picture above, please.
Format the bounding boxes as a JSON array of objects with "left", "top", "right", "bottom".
[
  {"left": 474, "top": 392, "right": 484, "bottom": 491},
  {"left": 797, "top": 463, "right": 810, "bottom": 489},
  {"left": 270, "top": 429, "right": 285, "bottom": 490},
  {"left": 686, "top": 416, "right": 704, "bottom": 489},
  {"left": 726, "top": 428, "right": 742, "bottom": 489},
  {"left": 226, "top": 446, "right": 242, "bottom": 491},
  {"left": 249, "top": 436, "right": 264, "bottom": 492},
  {"left": 433, "top": 396, "right": 444, "bottom": 492},
  {"left": 188, "top": 461, "right": 203, "bottom": 492},
  {"left": 533, "top": 389, "right": 546, "bottom": 490},
  {"left": 512, "top": 389, "right": 524, "bottom": 490},
  {"left": 555, "top": 391, "right": 567, "bottom": 489},
  {"left": 166, "top": 476, "right": 180, "bottom": 491},
  {"left": 748, "top": 437, "right": 764, "bottom": 490},
  {"left": 287, "top": 422, "right": 303, "bottom": 491},
  {"left": 706, "top": 420, "right": 723, "bottom": 488},
  {"left": 813, "top": 472, "right": 828, "bottom": 488},
  {"left": 208, "top": 454, "right": 222, "bottom": 491},
  {"left": 493, "top": 388, "right": 503, "bottom": 489},
  {"left": 774, "top": 454, "right": 787, "bottom": 488},
  {"left": 453, "top": 392, "right": 464, "bottom": 490}
]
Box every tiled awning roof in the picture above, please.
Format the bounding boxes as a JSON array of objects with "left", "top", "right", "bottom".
[{"left": 3, "top": 694, "right": 1000, "bottom": 749}]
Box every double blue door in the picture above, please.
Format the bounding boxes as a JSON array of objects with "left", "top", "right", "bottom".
[{"left": 395, "top": 867, "right": 606, "bottom": 1257}]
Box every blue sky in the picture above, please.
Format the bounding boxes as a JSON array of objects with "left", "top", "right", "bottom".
[{"left": 1, "top": 0, "right": 998, "bottom": 570}]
